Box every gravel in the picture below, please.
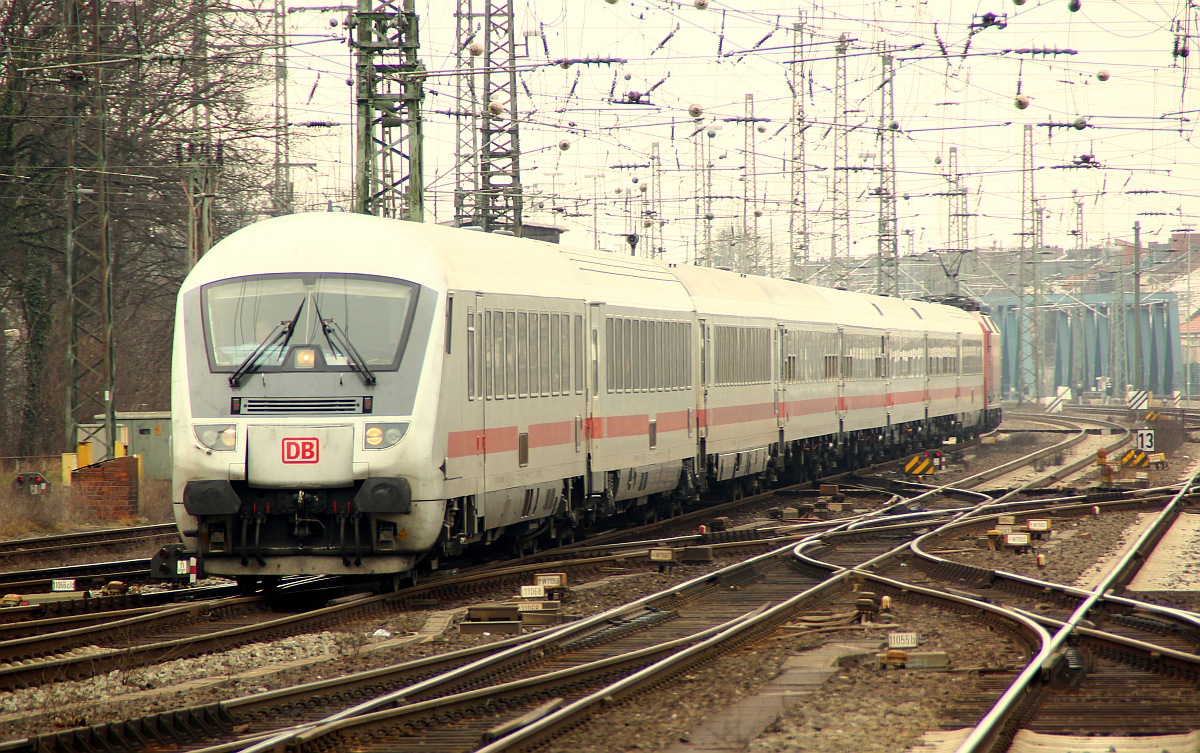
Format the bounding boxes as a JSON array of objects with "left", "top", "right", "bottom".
[
  {"left": 930, "top": 509, "right": 1151, "bottom": 587},
  {"left": 0, "top": 563, "right": 729, "bottom": 739},
  {"left": 550, "top": 597, "right": 1023, "bottom": 753},
  {"left": 4, "top": 424, "right": 1196, "bottom": 751}
]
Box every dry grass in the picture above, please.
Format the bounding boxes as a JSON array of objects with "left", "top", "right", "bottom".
[
  {"left": 0, "top": 482, "right": 89, "bottom": 539},
  {"left": 0, "top": 472, "right": 175, "bottom": 540}
]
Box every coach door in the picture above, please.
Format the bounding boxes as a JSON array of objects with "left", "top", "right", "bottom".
[
  {"left": 584, "top": 302, "right": 604, "bottom": 496},
  {"left": 458, "top": 295, "right": 485, "bottom": 497},
  {"left": 836, "top": 327, "right": 847, "bottom": 421},
  {"left": 776, "top": 325, "right": 787, "bottom": 428}
]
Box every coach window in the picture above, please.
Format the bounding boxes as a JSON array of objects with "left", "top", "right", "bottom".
[
  {"left": 517, "top": 312, "right": 528, "bottom": 397},
  {"left": 529, "top": 313, "right": 541, "bottom": 396},
  {"left": 622, "top": 318, "right": 632, "bottom": 392},
  {"left": 574, "top": 315, "right": 584, "bottom": 394},
  {"left": 505, "top": 312, "right": 517, "bottom": 398},
  {"left": 606, "top": 317, "right": 615, "bottom": 393},
  {"left": 549, "top": 311, "right": 561, "bottom": 393},
  {"left": 467, "top": 309, "right": 476, "bottom": 400},
  {"left": 592, "top": 325, "right": 600, "bottom": 395},
  {"left": 483, "top": 310, "right": 492, "bottom": 399},
  {"left": 654, "top": 321, "right": 661, "bottom": 389},
  {"left": 641, "top": 320, "right": 650, "bottom": 390},
  {"left": 504, "top": 309, "right": 518, "bottom": 400},
  {"left": 540, "top": 313, "right": 551, "bottom": 397}
]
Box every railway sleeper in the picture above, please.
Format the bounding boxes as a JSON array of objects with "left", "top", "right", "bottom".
[{"left": 29, "top": 703, "right": 236, "bottom": 753}]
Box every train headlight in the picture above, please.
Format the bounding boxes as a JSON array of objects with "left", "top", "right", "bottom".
[
  {"left": 294, "top": 347, "right": 317, "bottom": 369},
  {"left": 195, "top": 424, "right": 237, "bottom": 451},
  {"left": 364, "top": 422, "right": 408, "bottom": 449}
]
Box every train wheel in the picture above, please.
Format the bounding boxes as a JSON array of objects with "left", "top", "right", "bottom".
[
  {"left": 235, "top": 576, "right": 258, "bottom": 595},
  {"left": 378, "top": 572, "right": 415, "bottom": 593}
]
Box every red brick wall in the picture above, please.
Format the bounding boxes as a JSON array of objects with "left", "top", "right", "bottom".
[{"left": 72, "top": 456, "right": 139, "bottom": 520}]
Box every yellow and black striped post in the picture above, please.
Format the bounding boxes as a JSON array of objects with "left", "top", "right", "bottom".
[{"left": 904, "top": 454, "right": 934, "bottom": 475}]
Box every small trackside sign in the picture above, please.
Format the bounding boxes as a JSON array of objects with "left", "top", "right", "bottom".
[
  {"left": 888, "top": 631, "right": 920, "bottom": 649},
  {"left": 282, "top": 437, "right": 320, "bottom": 464}
]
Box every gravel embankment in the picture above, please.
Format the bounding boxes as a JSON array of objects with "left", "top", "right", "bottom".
[{"left": 552, "top": 597, "right": 1024, "bottom": 753}]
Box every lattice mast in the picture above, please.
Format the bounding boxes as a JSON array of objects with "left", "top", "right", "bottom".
[
  {"left": 830, "top": 34, "right": 850, "bottom": 288},
  {"left": 875, "top": 48, "right": 898, "bottom": 296},
  {"left": 453, "top": 0, "right": 481, "bottom": 226},
  {"left": 1034, "top": 202, "right": 1045, "bottom": 393},
  {"left": 703, "top": 127, "right": 715, "bottom": 265},
  {"left": 272, "top": 0, "right": 291, "bottom": 214},
  {"left": 477, "top": 0, "right": 522, "bottom": 234},
  {"left": 742, "top": 94, "right": 760, "bottom": 274},
  {"left": 1016, "top": 124, "right": 1039, "bottom": 402},
  {"left": 788, "top": 17, "right": 810, "bottom": 281},
  {"left": 351, "top": 0, "right": 424, "bottom": 219},
  {"left": 940, "top": 146, "right": 969, "bottom": 294},
  {"left": 1133, "top": 220, "right": 1144, "bottom": 390},
  {"left": 183, "top": 0, "right": 217, "bottom": 267},
  {"left": 692, "top": 115, "right": 705, "bottom": 264},
  {"left": 1069, "top": 194, "right": 1087, "bottom": 396},
  {"left": 1110, "top": 233, "right": 1128, "bottom": 396},
  {"left": 63, "top": 0, "right": 116, "bottom": 457},
  {"left": 651, "top": 141, "right": 664, "bottom": 257}
]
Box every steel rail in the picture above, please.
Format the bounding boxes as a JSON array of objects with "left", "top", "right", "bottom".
[
  {"left": 0, "top": 524, "right": 177, "bottom": 558},
  {"left": 472, "top": 547, "right": 1049, "bottom": 752},
  {"left": 951, "top": 463, "right": 1200, "bottom": 752},
  {"left": 229, "top": 533, "right": 821, "bottom": 753}
]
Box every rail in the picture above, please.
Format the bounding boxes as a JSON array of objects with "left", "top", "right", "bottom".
[{"left": 954, "top": 463, "right": 1200, "bottom": 752}]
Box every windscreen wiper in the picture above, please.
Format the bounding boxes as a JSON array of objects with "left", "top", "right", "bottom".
[
  {"left": 228, "top": 299, "right": 305, "bottom": 388},
  {"left": 313, "top": 300, "right": 376, "bottom": 386}
]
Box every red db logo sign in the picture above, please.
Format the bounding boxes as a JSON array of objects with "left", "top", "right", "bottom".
[{"left": 282, "top": 437, "right": 319, "bottom": 464}]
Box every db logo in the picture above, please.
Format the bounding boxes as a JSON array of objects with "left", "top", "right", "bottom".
[{"left": 282, "top": 437, "right": 320, "bottom": 464}]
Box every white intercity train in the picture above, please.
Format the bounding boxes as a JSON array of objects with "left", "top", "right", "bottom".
[{"left": 172, "top": 213, "right": 1002, "bottom": 591}]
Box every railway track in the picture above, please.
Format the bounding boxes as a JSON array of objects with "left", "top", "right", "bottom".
[
  {"left": 4, "top": 411, "right": 1194, "bottom": 752},
  {"left": 0, "top": 524, "right": 177, "bottom": 562}
]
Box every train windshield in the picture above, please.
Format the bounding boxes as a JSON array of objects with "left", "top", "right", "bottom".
[{"left": 202, "top": 274, "right": 419, "bottom": 371}]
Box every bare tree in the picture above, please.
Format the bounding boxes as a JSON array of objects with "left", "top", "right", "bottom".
[{"left": 0, "top": 0, "right": 276, "bottom": 455}]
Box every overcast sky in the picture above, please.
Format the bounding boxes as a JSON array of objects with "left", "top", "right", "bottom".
[{"left": 277, "top": 0, "right": 1200, "bottom": 268}]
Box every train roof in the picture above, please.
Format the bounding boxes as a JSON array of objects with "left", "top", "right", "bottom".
[
  {"left": 187, "top": 214, "right": 981, "bottom": 334},
  {"left": 669, "top": 265, "right": 970, "bottom": 333}
]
